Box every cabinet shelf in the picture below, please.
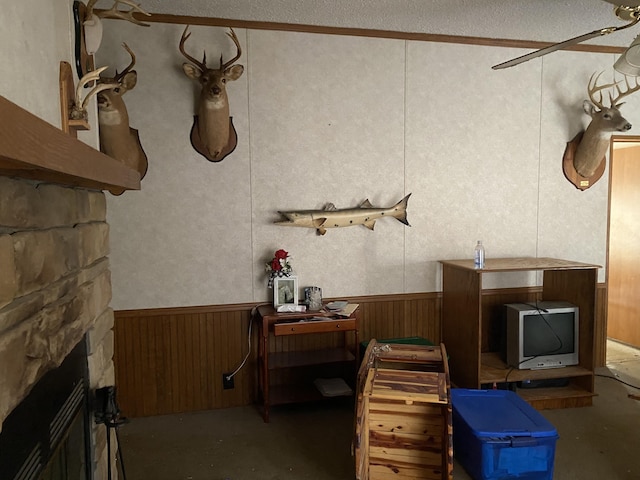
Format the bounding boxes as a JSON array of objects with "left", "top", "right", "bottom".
[
  {"left": 269, "top": 384, "right": 324, "bottom": 405},
  {"left": 517, "top": 384, "right": 595, "bottom": 401},
  {"left": 269, "top": 348, "right": 355, "bottom": 370},
  {"left": 480, "top": 352, "right": 593, "bottom": 384}
]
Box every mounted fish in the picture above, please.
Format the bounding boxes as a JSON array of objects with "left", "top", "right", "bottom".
[{"left": 275, "top": 194, "right": 411, "bottom": 236}]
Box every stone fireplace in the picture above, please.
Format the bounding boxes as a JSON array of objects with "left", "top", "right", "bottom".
[{"left": 0, "top": 175, "right": 117, "bottom": 479}]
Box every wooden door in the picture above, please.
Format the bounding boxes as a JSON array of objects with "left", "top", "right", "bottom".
[{"left": 607, "top": 139, "right": 640, "bottom": 347}]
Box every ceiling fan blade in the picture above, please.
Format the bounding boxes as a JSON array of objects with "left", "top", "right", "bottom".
[
  {"left": 493, "top": 10, "right": 640, "bottom": 70},
  {"left": 492, "top": 29, "right": 610, "bottom": 70}
]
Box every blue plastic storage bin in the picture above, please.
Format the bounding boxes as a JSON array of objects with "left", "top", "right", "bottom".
[{"left": 451, "top": 389, "right": 558, "bottom": 480}]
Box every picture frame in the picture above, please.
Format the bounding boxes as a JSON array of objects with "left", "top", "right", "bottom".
[{"left": 273, "top": 276, "right": 298, "bottom": 307}]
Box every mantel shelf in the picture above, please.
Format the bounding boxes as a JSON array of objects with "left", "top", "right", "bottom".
[{"left": 0, "top": 95, "right": 140, "bottom": 192}]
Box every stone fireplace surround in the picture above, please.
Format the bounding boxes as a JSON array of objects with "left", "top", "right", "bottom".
[{"left": 0, "top": 175, "right": 116, "bottom": 478}]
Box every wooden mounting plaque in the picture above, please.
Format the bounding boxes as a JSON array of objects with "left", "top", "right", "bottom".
[
  {"left": 59, "top": 61, "right": 91, "bottom": 137},
  {"left": 562, "top": 130, "right": 606, "bottom": 191}
]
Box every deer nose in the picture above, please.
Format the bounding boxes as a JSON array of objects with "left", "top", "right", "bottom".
[
  {"left": 624, "top": 123, "right": 632, "bottom": 131},
  {"left": 212, "top": 85, "right": 221, "bottom": 95}
]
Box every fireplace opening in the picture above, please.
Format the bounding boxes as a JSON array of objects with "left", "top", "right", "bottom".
[
  {"left": 0, "top": 337, "right": 92, "bottom": 480},
  {"left": 40, "top": 408, "right": 87, "bottom": 480}
]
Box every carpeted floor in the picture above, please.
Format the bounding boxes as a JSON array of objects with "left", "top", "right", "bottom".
[{"left": 116, "top": 340, "right": 640, "bottom": 480}]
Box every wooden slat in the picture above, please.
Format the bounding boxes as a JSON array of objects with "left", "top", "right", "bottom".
[
  {"left": 370, "top": 461, "right": 444, "bottom": 480},
  {"left": 368, "top": 444, "right": 443, "bottom": 464},
  {"left": 369, "top": 411, "right": 443, "bottom": 435},
  {"left": 369, "top": 370, "right": 446, "bottom": 403},
  {"left": 112, "top": 11, "right": 626, "bottom": 56}
]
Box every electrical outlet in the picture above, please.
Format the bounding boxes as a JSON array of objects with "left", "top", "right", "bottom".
[{"left": 222, "top": 373, "right": 234, "bottom": 390}]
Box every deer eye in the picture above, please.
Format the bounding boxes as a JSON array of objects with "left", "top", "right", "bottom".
[
  {"left": 222, "top": 78, "right": 227, "bottom": 84},
  {"left": 603, "top": 113, "right": 611, "bottom": 119},
  {"left": 113, "top": 87, "right": 121, "bottom": 93}
]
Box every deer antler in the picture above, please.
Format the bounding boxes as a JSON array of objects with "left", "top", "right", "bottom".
[
  {"left": 85, "top": 0, "right": 100, "bottom": 15},
  {"left": 587, "top": 71, "right": 640, "bottom": 109},
  {"left": 114, "top": 43, "right": 136, "bottom": 82},
  {"left": 70, "top": 66, "right": 117, "bottom": 120},
  {"left": 587, "top": 72, "right": 621, "bottom": 110},
  {"left": 610, "top": 74, "right": 640, "bottom": 106},
  {"left": 221, "top": 28, "right": 242, "bottom": 70},
  {"left": 85, "top": 0, "right": 151, "bottom": 27},
  {"left": 179, "top": 25, "right": 207, "bottom": 72}
]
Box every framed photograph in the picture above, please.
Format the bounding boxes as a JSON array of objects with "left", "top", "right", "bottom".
[{"left": 273, "top": 276, "right": 298, "bottom": 307}]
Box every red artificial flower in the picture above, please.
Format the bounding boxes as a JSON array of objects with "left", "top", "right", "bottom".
[
  {"left": 271, "top": 258, "right": 281, "bottom": 271},
  {"left": 274, "top": 249, "right": 288, "bottom": 260}
]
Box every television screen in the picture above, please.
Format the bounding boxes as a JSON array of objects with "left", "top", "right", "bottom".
[{"left": 523, "top": 312, "right": 575, "bottom": 357}]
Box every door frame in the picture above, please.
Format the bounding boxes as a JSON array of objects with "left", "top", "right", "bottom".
[{"left": 605, "top": 135, "right": 640, "bottom": 350}]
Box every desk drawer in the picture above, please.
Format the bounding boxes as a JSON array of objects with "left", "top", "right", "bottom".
[{"left": 274, "top": 318, "right": 356, "bottom": 336}]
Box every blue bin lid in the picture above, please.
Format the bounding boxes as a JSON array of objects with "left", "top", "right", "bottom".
[{"left": 451, "top": 389, "right": 558, "bottom": 439}]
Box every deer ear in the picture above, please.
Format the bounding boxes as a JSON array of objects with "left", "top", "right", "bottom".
[
  {"left": 182, "top": 63, "right": 201, "bottom": 80},
  {"left": 121, "top": 71, "right": 137, "bottom": 90},
  {"left": 583, "top": 100, "right": 597, "bottom": 116},
  {"left": 225, "top": 64, "right": 244, "bottom": 81}
]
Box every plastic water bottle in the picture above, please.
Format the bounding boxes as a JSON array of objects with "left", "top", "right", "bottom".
[{"left": 474, "top": 240, "right": 485, "bottom": 269}]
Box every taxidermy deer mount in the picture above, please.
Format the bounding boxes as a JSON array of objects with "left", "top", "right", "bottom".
[
  {"left": 179, "top": 25, "right": 244, "bottom": 162},
  {"left": 96, "top": 43, "right": 149, "bottom": 195},
  {"left": 563, "top": 72, "right": 640, "bottom": 190}
]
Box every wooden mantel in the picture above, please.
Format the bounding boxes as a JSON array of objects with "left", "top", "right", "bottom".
[{"left": 0, "top": 95, "right": 140, "bottom": 191}]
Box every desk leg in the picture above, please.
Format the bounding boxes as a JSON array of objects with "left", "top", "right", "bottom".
[
  {"left": 354, "top": 329, "right": 360, "bottom": 368},
  {"left": 260, "top": 333, "right": 270, "bottom": 423}
]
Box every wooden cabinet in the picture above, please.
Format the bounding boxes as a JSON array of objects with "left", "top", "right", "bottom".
[
  {"left": 440, "top": 257, "right": 599, "bottom": 409},
  {"left": 254, "top": 304, "right": 359, "bottom": 422}
]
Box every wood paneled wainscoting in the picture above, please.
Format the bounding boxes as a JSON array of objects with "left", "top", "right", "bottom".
[{"left": 114, "top": 286, "right": 606, "bottom": 418}]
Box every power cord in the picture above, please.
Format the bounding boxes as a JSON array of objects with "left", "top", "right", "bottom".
[
  {"left": 595, "top": 372, "right": 640, "bottom": 390},
  {"left": 225, "top": 304, "right": 266, "bottom": 382},
  {"left": 224, "top": 318, "right": 252, "bottom": 382}
]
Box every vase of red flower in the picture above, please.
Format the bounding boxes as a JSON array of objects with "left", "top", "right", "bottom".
[{"left": 265, "top": 249, "right": 293, "bottom": 288}]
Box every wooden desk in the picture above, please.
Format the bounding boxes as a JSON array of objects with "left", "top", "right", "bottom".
[{"left": 254, "top": 304, "right": 360, "bottom": 422}]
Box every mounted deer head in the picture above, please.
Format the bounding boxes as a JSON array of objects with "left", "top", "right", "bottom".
[
  {"left": 572, "top": 73, "right": 640, "bottom": 179},
  {"left": 96, "top": 43, "right": 148, "bottom": 195},
  {"left": 179, "top": 25, "right": 244, "bottom": 162}
]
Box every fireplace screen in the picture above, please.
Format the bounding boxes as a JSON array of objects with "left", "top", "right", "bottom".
[{"left": 0, "top": 338, "right": 91, "bottom": 480}]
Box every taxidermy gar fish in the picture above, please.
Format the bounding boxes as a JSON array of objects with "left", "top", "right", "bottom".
[{"left": 275, "top": 193, "right": 411, "bottom": 235}]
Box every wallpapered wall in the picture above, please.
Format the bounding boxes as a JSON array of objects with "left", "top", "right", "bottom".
[{"left": 99, "top": 21, "right": 640, "bottom": 310}]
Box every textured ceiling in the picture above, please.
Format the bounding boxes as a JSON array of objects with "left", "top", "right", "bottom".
[{"left": 137, "top": 0, "right": 640, "bottom": 48}]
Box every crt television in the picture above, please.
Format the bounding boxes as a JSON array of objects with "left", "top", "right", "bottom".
[{"left": 505, "top": 301, "right": 579, "bottom": 370}]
